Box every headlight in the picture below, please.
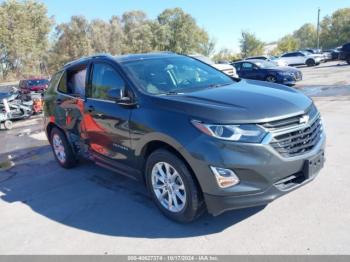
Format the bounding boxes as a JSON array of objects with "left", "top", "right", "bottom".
[{"left": 191, "top": 120, "right": 267, "bottom": 143}]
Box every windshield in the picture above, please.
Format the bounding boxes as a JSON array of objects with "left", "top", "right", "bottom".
[
  {"left": 27, "top": 79, "right": 49, "bottom": 86},
  {"left": 122, "top": 56, "right": 234, "bottom": 95},
  {"left": 254, "top": 60, "right": 276, "bottom": 68}
]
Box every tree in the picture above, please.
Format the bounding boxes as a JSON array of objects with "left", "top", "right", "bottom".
[
  {"left": 276, "top": 35, "right": 299, "bottom": 53},
  {"left": 48, "top": 16, "right": 92, "bottom": 71},
  {"left": 89, "top": 19, "right": 111, "bottom": 53},
  {"left": 293, "top": 23, "right": 317, "bottom": 49},
  {"left": 239, "top": 31, "right": 264, "bottom": 58},
  {"left": 156, "top": 8, "right": 210, "bottom": 54},
  {"left": 0, "top": 0, "right": 52, "bottom": 79},
  {"left": 121, "top": 11, "right": 154, "bottom": 53},
  {"left": 320, "top": 8, "right": 350, "bottom": 48},
  {"left": 109, "top": 16, "right": 125, "bottom": 55},
  {"left": 212, "top": 48, "right": 241, "bottom": 63}
]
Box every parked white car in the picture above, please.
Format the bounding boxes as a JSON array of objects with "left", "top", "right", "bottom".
[
  {"left": 189, "top": 55, "right": 238, "bottom": 78},
  {"left": 279, "top": 51, "right": 323, "bottom": 67},
  {"left": 245, "top": 55, "right": 288, "bottom": 67}
]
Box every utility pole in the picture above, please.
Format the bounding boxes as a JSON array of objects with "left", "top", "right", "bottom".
[{"left": 316, "top": 8, "right": 320, "bottom": 49}]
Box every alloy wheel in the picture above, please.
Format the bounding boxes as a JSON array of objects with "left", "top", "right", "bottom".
[
  {"left": 52, "top": 133, "right": 66, "bottom": 164},
  {"left": 151, "top": 162, "right": 186, "bottom": 213}
]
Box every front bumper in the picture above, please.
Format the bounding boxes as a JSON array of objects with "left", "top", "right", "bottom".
[
  {"left": 185, "top": 129, "right": 325, "bottom": 216},
  {"left": 277, "top": 73, "right": 302, "bottom": 85}
]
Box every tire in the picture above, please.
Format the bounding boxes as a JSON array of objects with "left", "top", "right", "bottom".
[
  {"left": 306, "top": 59, "right": 316, "bottom": 67},
  {"left": 145, "top": 149, "right": 204, "bottom": 223},
  {"left": 4, "top": 120, "right": 13, "bottom": 130},
  {"left": 50, "top": 127, "right": 77, "bottom": 169},
  {"left": 265, "top": 75, "right": 277, "bottom": 83}
]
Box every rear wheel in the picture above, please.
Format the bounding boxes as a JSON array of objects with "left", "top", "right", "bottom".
[
  {"left": 145, "top": 149, "right": 204, "bottom": 223},
  {"left": 50, "top": 127, "right": 77, "bottom": 168},
  {"left": 306, "top": 59, "right": 316, "bottom": 67}
]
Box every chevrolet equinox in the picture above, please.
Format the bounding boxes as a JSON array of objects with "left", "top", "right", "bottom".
[{"left": 44, "top": 53, "right": 325, "bottom": 222}]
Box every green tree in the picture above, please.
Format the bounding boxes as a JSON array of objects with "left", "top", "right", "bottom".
[
  {"left": 239, "top": 31, "right": 264, "bottom": 58},
  {"left": 48, "top": 16, "right": 92, "bottom": 71},
  {"left": 156, "top": 8, "right": 210, "bottom": 54},
  {"left": 109, "top": 16, "right": 125, "bottom": 55},
  {"left": 276, "top": 35, "right": 299, "bottom": 53},
  {"left": 121, "top": 10, "right": 154, "bottom": 53},
  {"left": 212, "top": 48, "right": 241, "bottom": 63},
  {"left": 0, "top": 0, "right": 52, "bottom": 79},
  {"left": 293, "top": 23, "right": 317, "bottom": 49},
  {"left": 320, "top": 8, "right": 350, "bottom": 48},
  {"left": 89, "top": 19, "right": 111, "bottom": 53}
]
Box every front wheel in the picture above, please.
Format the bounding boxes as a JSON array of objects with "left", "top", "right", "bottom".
[{"left": 145, "top": 149, "right": 204, "bottom": 223}]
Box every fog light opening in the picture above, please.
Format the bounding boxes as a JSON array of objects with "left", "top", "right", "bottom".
[{"left": 210, "top": 166, "right": 240, "bottom": 188}]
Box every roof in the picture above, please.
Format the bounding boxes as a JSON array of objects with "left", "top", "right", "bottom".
[
  {"left": 114, "top": 52, "right": 177, "bottom": 63},
  {"left": 61, "top": 52, "right": 178, "bottom": 70}
]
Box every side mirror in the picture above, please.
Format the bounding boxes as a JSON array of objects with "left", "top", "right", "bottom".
[
  {"left": 107, "top": 88, "right": 136, "bottom": 107},
  {"left": 107, "top": 88, "right": 122, "bottom": 100}
]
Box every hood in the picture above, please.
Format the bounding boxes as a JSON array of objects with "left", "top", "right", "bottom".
[{"left": 150, "top": 79, "right": 312, "bottom": 124}]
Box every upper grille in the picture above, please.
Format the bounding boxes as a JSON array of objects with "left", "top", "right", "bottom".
[{"left": 262, "top": 105, "right": 323, "bottom": 157}]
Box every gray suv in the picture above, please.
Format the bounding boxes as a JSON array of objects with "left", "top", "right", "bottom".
[{"left": 44, "top": 53, "right": 325, "bottom": 222}]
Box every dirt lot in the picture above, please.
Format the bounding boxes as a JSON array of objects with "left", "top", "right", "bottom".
[{"left": 0, "top": 60, "right": 350, "bottom": 254}]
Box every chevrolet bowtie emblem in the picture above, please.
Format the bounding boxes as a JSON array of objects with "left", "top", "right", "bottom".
[{"left": 299, "top": 115, "right": 310, "bottom": 124}]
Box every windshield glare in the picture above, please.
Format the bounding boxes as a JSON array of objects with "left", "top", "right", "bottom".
[{"left": 122, "top": 56, "right": 234, "bottom": 95}]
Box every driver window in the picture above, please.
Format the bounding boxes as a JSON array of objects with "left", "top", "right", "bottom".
[{"left": 90, "top": 63, "right": 125, "bottom": 100}]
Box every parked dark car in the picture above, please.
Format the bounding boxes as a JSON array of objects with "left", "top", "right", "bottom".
[
  {"left": 231, "top": 59, "right": 302, "bottom": 85},
  {"left": 19, "top": 78, "right": 49, "bottom": 94},
  {"left": 339, "top": 42, "right": 350, "bottom": 64},
  {"left": 44, "top": 53, "right": 325, "bottom": 222}
]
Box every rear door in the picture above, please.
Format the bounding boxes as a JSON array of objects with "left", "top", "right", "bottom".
[
  {"left": 55, "top": 63, "right": 88, "bottom": 144},
  {"left": 84, "top": 60, "right": 133, "bottom": 166}
]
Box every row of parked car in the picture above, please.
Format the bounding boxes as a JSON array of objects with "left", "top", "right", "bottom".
[{"left": 192, "top": 42, "right": 350, "bottom": 87}]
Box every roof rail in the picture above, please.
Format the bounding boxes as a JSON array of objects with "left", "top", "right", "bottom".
[{"left": 63, "top": 53, "right": 113, "bottom": 67}]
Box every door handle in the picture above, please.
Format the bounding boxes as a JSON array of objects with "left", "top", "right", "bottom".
[{"left": 87, "top": 105, "right": 95, "bottom": 113}]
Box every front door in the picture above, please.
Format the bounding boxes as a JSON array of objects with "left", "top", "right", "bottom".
[{"left": 84, "top": 61, "right": 133, "bottom": 166}]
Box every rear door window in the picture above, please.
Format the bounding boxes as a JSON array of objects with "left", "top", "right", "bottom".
[{"left": 57, "top": 65, "right": 87, "bottom": 98}]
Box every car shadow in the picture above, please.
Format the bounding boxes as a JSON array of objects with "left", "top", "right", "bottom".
[{"left": 0, "top": 145, "right": 265, "bottom": 238}]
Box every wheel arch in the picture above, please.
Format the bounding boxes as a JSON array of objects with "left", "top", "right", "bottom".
[{"left": 138, "top": 137, "right": 203, "bottom": 196}]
